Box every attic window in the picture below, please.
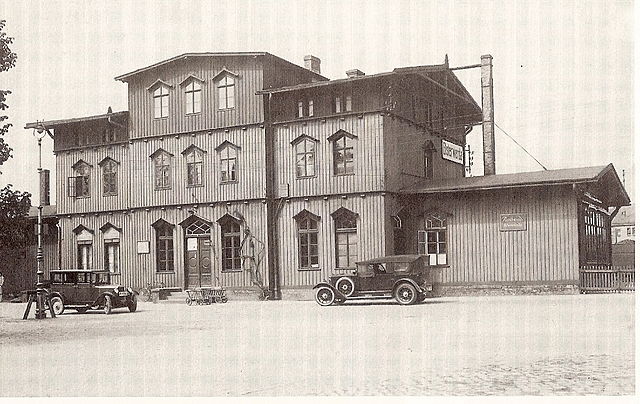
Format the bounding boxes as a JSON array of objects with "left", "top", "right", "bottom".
[
  {"left": 217, "top": 75, "right": 235, "bottom": 109},
  {"left": 185, "top": 81, "right": 202, "bottom": 114}
]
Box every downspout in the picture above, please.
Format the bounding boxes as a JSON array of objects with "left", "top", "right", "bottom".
[
  {"left": 57, "top": 222, "right": 62, "bottom": 270},
  {"left": 264, "top": 92, "right": 282, "bottom": 300}
]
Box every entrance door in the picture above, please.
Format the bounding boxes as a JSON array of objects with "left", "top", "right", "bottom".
[{"left": 186, "top": 237, "right": 212, "bottom": 289}]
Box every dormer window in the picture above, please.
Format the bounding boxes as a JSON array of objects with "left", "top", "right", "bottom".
[
  {"left": 333, "top": 94, "right": 352, "bottom": 114},
  {"left": 185, "top": 81, "right": 202, "bottom": 114},
  {"left": 217, "top": 75, "right": 235, "bottom": 109},
  {"left": 153, "top": 85, "right": 170, "bottom": 118},
  {"left": 297, "top": 99, "right": 314, "bottom": 118}
]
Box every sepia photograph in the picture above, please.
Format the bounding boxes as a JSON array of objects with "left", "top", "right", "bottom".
[{"left": 0, "top": 0, "right": 635, "bottom": 399}]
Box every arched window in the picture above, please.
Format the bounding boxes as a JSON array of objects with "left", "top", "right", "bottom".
[
  {"left": 183, "top": 146, "right": 205, "bottom": 187},
  {"left": 69, "top": 160, "right": 92, "bottom": 198},
  {"left": 218, "top": 143, "right": 238, "bottom": 183},
  {"left": 332, "top": 208, "right": 358, "bottom": 269},
  {"left": 293, "top": 136, "right": 317, "bottom": 178},
  {"left": 418, "top": 213, "right": 447, "bottom": 265},
  {"left": 100, "top": 158, "right": 118, "bottom": 196},
  {"left": 329, "top": 130, "right": 357, "bottom": 175},
  {"left": 219, "top": 216, "right": 242, "bottom": 272},
  {"left": 153, "top": 85, "right": 170, "bottom": 118},
  {"left": 294, "top": 210, "right": 320, "bottom": 270},
  {"left": 151, "top": 149, "right": 173, "bottom": 190},
  {"left": 217, "top": 75, "right": 235, "bottom": 109},
  {"left": 185, "top": 80, "right": 202, "bottom": 114},
  {"left": 152, "top": 219, "right": 174, "bottom": 273}
]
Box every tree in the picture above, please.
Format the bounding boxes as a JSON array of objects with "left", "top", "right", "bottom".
[{"left": 0, "top": 20, "right": 31, "bottom": 251}]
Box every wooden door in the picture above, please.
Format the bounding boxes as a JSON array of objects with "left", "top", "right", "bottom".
[{"left": 186, "top": 237, "right": 212, "bottom": 289}]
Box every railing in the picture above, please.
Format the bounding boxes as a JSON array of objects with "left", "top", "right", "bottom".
[{"left": 579, "top": 265, "right": 635, "bottom": 293}]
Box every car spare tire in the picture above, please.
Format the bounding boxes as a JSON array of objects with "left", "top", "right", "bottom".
[
  {"left": 315, "top": 287, "right": 335, "bottom": 306},
  {"left": 335, "top": 277, "right": 355, "bottom": 297}
]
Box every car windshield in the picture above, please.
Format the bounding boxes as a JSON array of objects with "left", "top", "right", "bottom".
[{"left": 93, "top": 272, "right": 111, "bottom": 285}]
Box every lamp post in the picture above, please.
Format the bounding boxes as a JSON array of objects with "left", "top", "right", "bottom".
[{"left": 33, "top": 125, "right": 47, "bottom": 319}]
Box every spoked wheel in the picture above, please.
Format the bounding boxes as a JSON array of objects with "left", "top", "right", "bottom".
[
  {"left": 335, "top": 277, "right": 355, "bottom": 297},
  {"left": 128, "top": 294, "right": 138, "bottom": 312},
  {"left": 315, "top": 287, "right": 336, "bottom": 306},
  {"left": 50, "top": 296, "right": 65, "bottom": 316},
  {"left": 186, "top": 297, "right": 193, "bottom": 306},
  {"left": 103, "top": 295, "right": 113, "bottom": 315},
  {"left": 394, "top": 282, "right": 417, "bottom": 305}
]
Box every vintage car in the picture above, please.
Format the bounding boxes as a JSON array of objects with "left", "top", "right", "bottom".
[
  {"left": 313, "top": 255, "right": 445, "bottom": 306},
  {"left": 45, "top": 270, "right": 137, "bottom": 315}
]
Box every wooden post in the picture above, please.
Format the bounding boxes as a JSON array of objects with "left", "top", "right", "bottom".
[{"left": 481, "top": 54, "right": 496, "bottom": 175}]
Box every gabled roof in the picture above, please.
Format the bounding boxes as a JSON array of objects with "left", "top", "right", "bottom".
[
  {"left": 179, "top": 74, "right": 206, "bottom": 86},
  {"left": 98, "top": 156, "right": 120, "bottom": 166},
  {"left": 212, "top": 67, "right": 239, "bottom": 81},
  {"left": 114, "top": 52, "right": 327, "bottom": 82},
  {"left": 612, "top": 205, "right": 635, "bottom": 226},
  {"left": 290, "top": 134, "right": 319, "bottom": 145},
  {"left": 146, "top": 79, "right": 173, "bottom": 91},
  {"left": 181, "top": 144, "right": 207, "bottom": 155},
  {"left": 401, "top": 164, "right": 631, "bottom": 208},
  {"left": 149, "top": 148, "right": 174, "bottom": 158}
]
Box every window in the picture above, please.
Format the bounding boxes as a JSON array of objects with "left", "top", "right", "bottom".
[
  {"left": 153, "top": 86, "right": 170, "bottom": 119},
  {"left": 333, "top": 208, "right": 358, "bottom": 269},
  {"left": 217, "top": 75, "right": 235, "bottom": 109},
  {"left": 154, "top": 220, "right": 174, "bottom": 272},
  {"left": 294, "top": 137, "right": 316, "bottom": 178},
  {"left": 68, "top": 161, "right": 91, "bottom": 198},
  {"left": 424, "top": 141, "right": 435, "bottom": 179},
  {"left": 296, "top": 211, "right": 320, "bottom": 270},
  {"left": 77, "top": 242, "right": 93, "bottom": 269},
  {"left": 333, "top": 94, "right": 353, "bottom": 113},
  {"left": 104, "top": 241, "right": 120, "bottom": 273},
  {"left": 101, "top": 159, "right": 118, "bottom": 196},
  {"left": 581, "top": 204, "right": 610, "bottom": 264},
  {"left": 627, "top": 227, "right": 635, "bottom": 236},
  {"left": 185, "top": 81, "right": 202, "bottom": 114},
  {"left": 152, "top": 150, "right": 172, "bottom": 190},
  {"left": 185, "top": 148, "right": 204, "bottom": 187},
  {"left": 102, "top": 128, "right": 116, "bottom": 143},
  {"left": 418, "top": 213, "right": 447, "bottom": 265},
  {"left": 333, "top": 135, "right": 355, "bottom": 175},
  {"left": 219, "top": 144, "right": 238, "bottom": 183},
  {"left": 220, "top": 218, "right": 242, "bottom": 272},
  {"left": 296, "top": 99, "right": 314, "bottom": 118}
]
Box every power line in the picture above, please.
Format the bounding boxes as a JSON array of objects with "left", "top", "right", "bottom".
[{"left": 495, "top": 123, "right": 548, "bottom": 171}]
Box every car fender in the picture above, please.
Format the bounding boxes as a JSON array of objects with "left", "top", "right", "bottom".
[
  {"left": 313, "top": 282, "right": 346, "bottom": 300},
  {"left": 392, "top": 278, "right": 423, "bottom": 293},
  {"left": 94, "top": 291, "right": 117, "bottom": 307}
]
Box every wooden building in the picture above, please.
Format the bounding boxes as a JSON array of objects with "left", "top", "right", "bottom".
[{"left": 25, "top": 52, "right": 630, "bottom": 298}]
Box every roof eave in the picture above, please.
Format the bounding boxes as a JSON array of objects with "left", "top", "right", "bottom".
[{"left": 25, "top": 111, "right": 129, "bottom": 130}]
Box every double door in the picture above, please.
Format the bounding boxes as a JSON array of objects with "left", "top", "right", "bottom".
[{"left": 186, "top": 237, "right": 212, "bottom": 289}]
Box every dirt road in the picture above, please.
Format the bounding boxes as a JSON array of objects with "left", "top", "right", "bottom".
[{"left": 0, "top": 294, "right": 634, "bottom": 396}]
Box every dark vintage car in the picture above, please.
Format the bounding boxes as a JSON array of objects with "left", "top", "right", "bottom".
[
  {"left": 313, "top": 255, "right": 445, "bottom": 306},
  {"left": 45, "top": 270, "right": 138, "bottom": 315}
]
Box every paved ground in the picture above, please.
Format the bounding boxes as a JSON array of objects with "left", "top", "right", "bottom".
[{"left": 0, "top": 294, "right": 634, "bottom": 396}]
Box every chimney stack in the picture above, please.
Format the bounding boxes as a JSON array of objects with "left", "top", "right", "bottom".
[
  {"left": 40, "top": 169, "right": 50, "bottom": 206},
  {"left": 481, "top": 54, "right": 496, "bottom": 176},
  {"left": 304, "top": 55, "right": 321, "bottom": 75},
  {"left": 346, "top": 69, "right": 365, "bottom": 78}
]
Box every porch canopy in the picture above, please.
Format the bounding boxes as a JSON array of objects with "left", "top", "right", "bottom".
[{"left": 400, "top": 164, "right": 630, "bottom": 208}]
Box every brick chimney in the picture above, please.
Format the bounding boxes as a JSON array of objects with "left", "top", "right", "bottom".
[
  {"left": 481, "top": 54, "right": 496, "bottom": 176},
  {"left": 304, "top": 55, "right": 321, "bottom": 75},
  {"left": 346, "top": 69, "right": 365, "bottom": 78}
]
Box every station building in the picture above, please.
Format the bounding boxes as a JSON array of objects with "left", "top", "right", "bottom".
[{"left": 24, "top": 52, "right": 630, "bottom": 298}]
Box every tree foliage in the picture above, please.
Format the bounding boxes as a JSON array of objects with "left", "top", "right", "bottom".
[{"left": 0, "top": 20, "right": 31, "bottom": 252}]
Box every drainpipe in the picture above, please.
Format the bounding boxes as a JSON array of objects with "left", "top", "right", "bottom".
[{"left": 264, "top": 92, "right": 282, "bottom": 300}]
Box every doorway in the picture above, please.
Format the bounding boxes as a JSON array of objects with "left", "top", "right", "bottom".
[{"left": 184, "top": 219, "right": 212, "bottom": 289}]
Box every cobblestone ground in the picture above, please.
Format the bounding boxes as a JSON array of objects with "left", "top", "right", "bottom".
[{"left": 0, "top": 294, "right": 634, "bottom": 396}]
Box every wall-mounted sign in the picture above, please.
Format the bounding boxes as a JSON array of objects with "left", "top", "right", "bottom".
[
  {"left": 137, "top": 241, "right": 150, "bottom": 254},
  {"left": 187, "top": 238, "right": 198, "bottom": 251},
  {"left": 500, "top": 213, "right": 528, "bottom": 232},
  {"left": 441, "top": 139, "right": 464, "bottom": 165}
]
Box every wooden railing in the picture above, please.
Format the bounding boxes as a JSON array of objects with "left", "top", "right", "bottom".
[{"left": 579, "top": 265, "right": 635, "bottom": 293}]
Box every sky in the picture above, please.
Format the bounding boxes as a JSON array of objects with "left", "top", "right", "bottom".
[{"left": 0, "top": 0, "right": 635, "bottom": 204}]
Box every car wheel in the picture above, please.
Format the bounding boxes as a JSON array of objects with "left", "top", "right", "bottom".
[
  {"left": 50, "top": 296, "right": 65, "bottom": 315},
  {"left": 76, "top": 307, "right": 88, "bottom": 313},
  {"left": 315, "top": 287, "right": 335, "bottom": 306},
  {"left": 394, "top": 282, "right": 417, "bottom": 305},
  {"left": 103, "top": 295, "right": 113, "bottom": 315},
  {"left": 335, "top": 277, "right": 355, "bottom": 297},
  {"left": 128, "top": 294, "right": 138, "bottom": 312}
]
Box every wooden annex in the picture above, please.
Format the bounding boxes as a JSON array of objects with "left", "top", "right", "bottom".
[{"left": 22, "top": 52, "right": 630, "bottom": 299}]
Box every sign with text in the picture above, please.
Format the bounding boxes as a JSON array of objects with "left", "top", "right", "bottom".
[
  {"left": 137, "top": 241, "right": 150, "bottom": 254},
  {"left": 441, "top": 140, "right": 464, "bottom": 165},
  {"left": 500, "top": 213, "right": 528, "bottom": 232}
]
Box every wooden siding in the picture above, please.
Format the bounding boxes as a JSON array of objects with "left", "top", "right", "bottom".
[
  {"left": 56, "top": 144, "right": 131, "bottom": 215},
  {"left": 130, "top": 126, "right": 266, "bottom": 208},
  {"left": 395, "top": 185, "right": 580, "bottom": 284},
  {"left": 57, "top": 202, "right": 268, "bottom": 290},
  {"left": 383, "top": 115, "right": 465, "bottom": 192},
  {"left": 274, "top": 114, "right": 385, "bottom": 198},
  {"left": 277, "top": 194, "right": 387, "bottom": 288},
  {"left": 126, "top": 56, "right": 265, "bottom": 139}
]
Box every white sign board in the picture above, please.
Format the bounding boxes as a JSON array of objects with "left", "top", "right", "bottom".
[
  {"left": 136, "top": 241, "right": 150, "bottom": 254},
  {"left": 441, "top": 140, "right": 464, "bottom": 165}
]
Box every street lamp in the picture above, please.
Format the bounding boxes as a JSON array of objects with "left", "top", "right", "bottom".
[{"left": 22, "top": 122, "right": 55, "bottom": 319}]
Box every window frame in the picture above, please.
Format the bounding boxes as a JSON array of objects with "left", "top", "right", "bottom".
[
  {"left": 217, "top": 75, "right": 236, "bottom": 110},
  {"left": 153, "top": 150, "right": 172, "bottom": 190},
  {"left": 332, "top": 134, "right": 355, "bottom": 176},
  {"left": 71, "top": 162, "right": 91, "bottom": 199},
  {"left": 77, "top": 241, "right": 93, "bottom": 270},
  {"left": 219, "top": 144, "right": 238, "bottom": 184},
  {"left": 333, "top": 209, "right": 358, "bottom": 270},
  {"left": 296, "top": 214, "right": 320, "bottom": 270},
  {"left": 104, "top": 239, "right": 120, "bottom": 274},
  {"left": 153, "top": 85, "right": 170, "bottom": 119},
  {"left": 220, "top": 218, "right": 242, "bottom": 272},
  {"left": 101, "top": 159, "right": 118, "bottom": 196},
  {"left": 294, "top": 138, "right": 317, "bottom": 178},
  {"left": 417, "top": 214, "right": 448, "bottom": 265},
  {"left": 184, "top": 80, "right": 202, "bottom": 115},
  {"left": 185, "top": 148, "right": 204, "bottom": 187},
  {"left": 154, "top": 222, "right": 175, "bottom": 273}
]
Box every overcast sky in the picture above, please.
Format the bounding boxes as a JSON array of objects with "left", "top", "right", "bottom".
[{"left": 0, "top": 0, "right": 634, "bottom": 204}]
